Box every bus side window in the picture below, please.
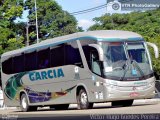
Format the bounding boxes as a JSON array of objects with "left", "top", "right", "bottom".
[
  {"left": 13, "top": 54, "right": 25, "bottom": 73},
  {"left": 91, "top": 50, "right": 102, "bottom": 76},
  {"left": 65, "top": 41, "right": 83, "bottom": 68},
  {"left": 25, "top": 51, "right": 37, "bottom": 71},
  {"left": 50, "top": 44, "right": 65, "bottom": 67},
  {"left": 82, "top": 46, "right": 92, "bottom": 69},
  {"left": 2, "top": 58, "right": 13, "bottom": 74},
  {"left": 37, "top": 48, "right": 50, "bottom": 69}
]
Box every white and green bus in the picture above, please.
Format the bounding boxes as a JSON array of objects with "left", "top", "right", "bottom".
[{"left": 1, "top": 30, "right": 159, "bottom": 112}]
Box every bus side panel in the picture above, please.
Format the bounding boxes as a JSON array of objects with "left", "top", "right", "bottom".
[
  {"left": 2, "top": 65, "right": 95, "bottom": 106},
  {"left": 25, "top": 66, "right": 78, "bottom": 105},
  {"left": 2, "top": 73, "right": 20, "bottom": 107},
  {"left": 26, "top": 65, "right": 97, "bottom": 106}
]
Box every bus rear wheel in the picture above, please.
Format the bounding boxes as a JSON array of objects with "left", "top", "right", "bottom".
[
  {"left": 112, "top": 100, "right": 134, "bottom": 107},
  {"left": 77, "top": 89, "right": 93, "bottom": 109},
  {"left": 20, "top": 94, "right": 37, "bottom": 112}
]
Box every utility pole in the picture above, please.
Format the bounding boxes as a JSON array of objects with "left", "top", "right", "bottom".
[
  {"left": 35, "top": 0, "right": 39, "bottom": 43},
  {"left": 106, "top": 0, "right": 108, "bottom": 12},
  {"left": 26, "top": 22, "right": 36, "bottom": 46},
  {"left": 26, "top": 23, "right": 29, "bottom": 46}
]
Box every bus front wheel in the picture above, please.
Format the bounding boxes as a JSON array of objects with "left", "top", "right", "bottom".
[
  {"left": 20, "top": 94, "right": 37, "bottom": 112},
  {"left": 77, "top": 89, "right": 93, "bottom": 109}
]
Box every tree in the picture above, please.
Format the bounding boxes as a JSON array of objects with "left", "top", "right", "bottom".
[
  {"left": 0, "top": 0, "right": 25, "bottom": 86},
  {"left": 0, "top": 0, "right": 24, "bottom": 53},
  {"left": 0, "top": 0, "right": 78, "bottom": 52},
  {"left": 89, "top": 9, "right": 160, "bottom": 76},
  {"left": 77, "top": 27, "right": 84, "bottom": 32},
  {"left": 25, "top": 0, "right": 77, "bottom": 43}
]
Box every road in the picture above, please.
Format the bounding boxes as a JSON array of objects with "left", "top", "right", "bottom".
[{"left": 0, "top": 99, "right": 160, "bottom": 120}]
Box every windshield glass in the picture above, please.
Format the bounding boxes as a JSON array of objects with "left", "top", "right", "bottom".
[{"left": 102, "top": 41, "right": 153, "bottom": 81}]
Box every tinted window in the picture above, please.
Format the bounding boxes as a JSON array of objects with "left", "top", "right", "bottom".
[
  {"left": 65, "top": 41, "right": 83, "bottom": 68},
  {"left": 37, "top": 48, "right": 50, "bottom": 69},
  {"left": 2, "top": 41, "right": 84, "bottom": 74},
  {"left": 13, "top": 54, "right": 24, "bottom": 73},
  {"left": 82, "top": 45, "right": 96, "bottom": 70},
  {"left": 25, "top": 51, "right": 37, "bottom": 71},
  {"left": 91, "top": 50, "right": 102, "bottom": 76},
  {"left": 82, "top": 45, "right": 103, "bottom": 76},
  {"left": 128, "top": 49, "right": 145, "bottom": 63},
  {"left": 50, "top": 44, "right": 65, "bottom": 67},
  {"left": 2, "top": 58, "right": 13, "bottom": 74}
]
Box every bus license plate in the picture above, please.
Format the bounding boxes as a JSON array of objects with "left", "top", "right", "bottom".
[{"left": 130, "top": 92, "right": 139, "bottom": 97}]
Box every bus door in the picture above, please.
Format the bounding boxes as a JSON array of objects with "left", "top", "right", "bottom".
[
  {"left": 90, "top": 50, "right": 105, "bottom": 101},
  {"left": 90, "top": 50, "right": 103, "bottom": 77}
]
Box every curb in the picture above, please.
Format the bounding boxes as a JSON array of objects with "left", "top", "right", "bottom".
[
  {"left": 134, "top": 98, "right": 160, "bottom": 104},
  {"left": 0, "top": 107, "right": 18, "bottom": 110}
]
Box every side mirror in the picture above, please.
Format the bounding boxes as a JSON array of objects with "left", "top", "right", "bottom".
[
  {"left": 147, "top": 42, "right": 159, "bottom": 59},
  {"left": 89, "top": 44, "right": 104, "bottom": 61}
]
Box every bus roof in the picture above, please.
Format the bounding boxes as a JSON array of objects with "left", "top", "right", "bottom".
[{"left": 1, "top": 30, "right": 143, "bottom": 59}]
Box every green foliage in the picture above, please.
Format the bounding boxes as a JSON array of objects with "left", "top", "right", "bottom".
[
  {"left": 77, "top": 27, "right": 84, "bottom": 32},
  {"left": 5, "top": 37, "right": 24, "bottom": 51},
  {"left": 149, "top": 35, "right": 160, "bottom": 76},
  {"left": 1, "top": 0, "right": 23, "bottom": 21},
  {"left": 4, "top": 5, "right": 23, "bottom": 20},
  {"left": 0, "top": 0, "right": 78, "bottom": 55},
  {"left": 25, "top": 0, "right": 77, "bottom": 42},
  {"left": 0, "top": 0, "right": 25, "bottom": 55},
  {"left": 89, "top": 9, "right": 160, "bottom": 76}
]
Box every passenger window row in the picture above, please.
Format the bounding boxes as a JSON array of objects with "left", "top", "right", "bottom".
[{"left": 2, "top": 42, "right": 83, "bottom": 74}]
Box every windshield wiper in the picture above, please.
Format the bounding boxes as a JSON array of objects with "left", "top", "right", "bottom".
[
  {"left": 131, "top": 60, "right": 145, "bottom": 78},
  {"left": 120, "top": 59, "right": 145, "bottom": 81},
  {"left": 120, "top": 60, "right": 130, "bottom": 81}
]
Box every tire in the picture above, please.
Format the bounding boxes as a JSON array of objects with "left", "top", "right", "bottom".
[
  {"left": 20, "top": 94, "right": 37, "bottom": 112},
  {"left": 77, "top": 89, "right": 93, "bottom": 109},
  {"left": 50, "top": 104, "right": 69, "bottom": 110},
  {"left": 112, "top": 100, "right": 134, "bottom": 107}
]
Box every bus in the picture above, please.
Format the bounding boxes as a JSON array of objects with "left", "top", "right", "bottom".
[{"left": 1, "top": 30, "right": 159, "bottom": 112}]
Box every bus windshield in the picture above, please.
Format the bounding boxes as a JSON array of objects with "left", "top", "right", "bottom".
[{"left": 102, "top": 41, "right": 153, "bottom": 81}]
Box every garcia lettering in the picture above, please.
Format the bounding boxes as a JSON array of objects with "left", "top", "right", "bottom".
[{"left": 29, "top": 68, "right": 64, "bottom": 81}]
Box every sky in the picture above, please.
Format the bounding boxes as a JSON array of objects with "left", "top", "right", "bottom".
[
  {"left": 17, "top": 0, "right": 156, "bottom": 30},
  {"left": 56, "top": 0, "right": 107, "bottom": 30},
  {"left": 17, "top": 0, "right": 107, "bottom": 30}
]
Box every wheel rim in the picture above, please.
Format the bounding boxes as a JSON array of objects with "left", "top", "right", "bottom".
[
  {"left": 80, "top": 92, "right": 87, "bottom": 105},
  {"left": 22, "top": 97, "right": 27, "bottom": 109}
]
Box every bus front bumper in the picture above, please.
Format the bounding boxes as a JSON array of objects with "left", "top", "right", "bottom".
[{"left": 104, "top": 84, "right": 155, "bottom": 101}]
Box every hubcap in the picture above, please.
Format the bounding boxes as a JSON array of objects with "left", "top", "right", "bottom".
[
  {"left": 22, "top": 97, "right": 27, "bottom": 109},
  {"left": 81, "top": 92, "right": 87, "bottom": 105}
]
